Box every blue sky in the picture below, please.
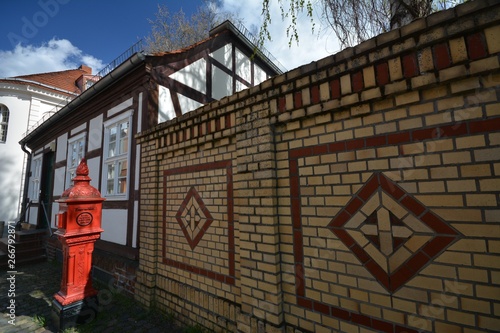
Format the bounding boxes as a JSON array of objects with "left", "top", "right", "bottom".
[{"left": 0, "top": 0, "right": 337, "bottom": 77}]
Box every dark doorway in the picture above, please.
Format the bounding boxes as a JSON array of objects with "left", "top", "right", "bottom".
[{"left": 37, "top": 151, "right": 54, "bottom": 229}]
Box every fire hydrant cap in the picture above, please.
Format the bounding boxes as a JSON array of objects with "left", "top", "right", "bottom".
[{"left": 60, "top": 158, "right": 103, "bottom": 199}]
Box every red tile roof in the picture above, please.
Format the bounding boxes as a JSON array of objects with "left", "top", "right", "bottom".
[{"left": 4, "top": 65, "right": 92, "bottom": 95}]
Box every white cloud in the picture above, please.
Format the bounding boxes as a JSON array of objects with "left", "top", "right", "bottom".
[
  {"left": 220, "top": 0, "right": 341, "bottom": 71},
  {"left": 0, "top": 38, "right": 105, "bottom": 78}
]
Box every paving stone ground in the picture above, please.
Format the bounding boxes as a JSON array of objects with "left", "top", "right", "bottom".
[{"left": 0, "top": 260, "right": 188, "bottom": 333}]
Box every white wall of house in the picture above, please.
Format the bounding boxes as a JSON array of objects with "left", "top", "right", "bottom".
[
  {"left": 212, "top": 67, "right": 233, "bottom": 100},
  {"left": 0, "top": 93, "right": 31, "bottom": 222},
  {"left": 170, "top": 59, "right": 207, "bottom": 94},
  {"left": 101, "top": 209, "right": 128, "bottom": 245},
  {"left": 88, "top": 115, "right": 103, "bottom": 151},
  {"left": 211, "top": 44, "right": 232, "bottom": 68},
  {"left": 212, "top": 43, "right": 234, "bottom": 100},
  {"left": 24, "top": 94, "right": 142, "bottom": 249},
  {"left": 0, "top": 83, "right": 67, "bottom": 222}
]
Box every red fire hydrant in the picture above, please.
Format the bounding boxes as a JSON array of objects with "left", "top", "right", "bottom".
[{"left": 52, "top": 158, "right": 104, "bottom": 329}]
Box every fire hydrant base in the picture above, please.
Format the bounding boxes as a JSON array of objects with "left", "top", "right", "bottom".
[{"left": 51, "top": 295, "right": 99, "bottom": 331}]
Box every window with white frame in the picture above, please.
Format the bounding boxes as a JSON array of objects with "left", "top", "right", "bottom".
[
  {"left": 67, "top": 133, "right": 86, "bottom": 186},
  {"left": 102, "top": 111, "right": 132, "bottom": 199},
  {"left": 0, "top": 104, "right": 9, "bottom": 143},
  {"left": 31, "top": 156, "right": 42, "bottom": 202}
]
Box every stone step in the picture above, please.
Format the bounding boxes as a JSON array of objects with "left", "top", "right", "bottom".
[
  {"left": 14, "top": 229, "right": 48, "bottom": 242},
  {"left": 2, "top": 229, "right": 48, "bottom": 242},
  {"left": 0, "top": 238, "right": 44, "bottom": 252},
  {"left": 0, "top": 229, "right": 49, "bottom": 270},
  {"left": 0, "top": 242, "right": 46, "bottom": 259},
  {"left": 0, "top": 249, "right": 47, "bottom": 270}
]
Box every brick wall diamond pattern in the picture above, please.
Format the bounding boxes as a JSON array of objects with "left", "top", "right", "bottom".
[
  {"left": 176, "top": 187, "right": 214, "bottom": 250},
  {"left": 328, "top": 172, "right": 461, "bottom": 293}
]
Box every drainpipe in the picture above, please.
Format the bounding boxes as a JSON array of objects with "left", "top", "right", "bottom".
[{"left": 19, "top": 142, "right": 32, "bottom": 226}]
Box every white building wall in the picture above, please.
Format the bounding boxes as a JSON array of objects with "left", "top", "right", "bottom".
[
  {"left": 52, "top": 202, "right": 60, "bottom": 229},
  {"left": 101, "top": 209, "right": 128, "bottom": 245},
  {"left": 0, "top": 94, "right": 31, "bottom": 221},
  {"left": 70, "top": 123, "right": 86, "bottom": 136},
  {"left": 55, "top": 133, "right": 68, "bottom": 163},
  {"left": 158, "top": 85, "right": 176, "bottom": 123},
  {"left": 88, "top": 115, "right": 103, "bottom": 151},
  {"left": 0, "top": 84, "right": 66, "bottom": 222},
  {"left": 178, "top": 94, "right": 203, "bottom": 115},
  {"left": 53, "top": 167, "right": 66, "bottom": 200},
  {"left": 254, "top": 65, "right": 268, "bottom": 85},
  {"left": 235, "top": 49, "right": 251, "bottom": 83},
  {"left": 212, "top": 67, "right": 232, "bottom": 100},
  {"left": 87, "top": 156, "right": 100, "bottom": 190},
  {"left": 169, "top": 59, "right": 207, "bottom": 94},
  {"left": 27, "top": 206, "right": 38, "bottom": 225},
  {"left": 211, "top": 44, "right": 232, "bottom": 69}
]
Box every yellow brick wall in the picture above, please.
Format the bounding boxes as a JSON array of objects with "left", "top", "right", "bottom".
[{"left": 136, "top": 2, "right": 500, "bottom": 332}]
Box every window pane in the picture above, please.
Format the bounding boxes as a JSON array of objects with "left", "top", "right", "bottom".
[
  {"left": 108, "top": 142, "right": 116, "bottom": 157},
  {"left": 118, "top": 160, "right": 127, "bottom": 177},
  {"left": 70, "top": 143, "right": 77, "bottom": 167},
  {"left": 118, "top": 178, "right": 127, "bottom": 194},
  {"left": 119, "top": 122, "right": 128, "bottom": 154},
  {"left": 108, "top": 126, "right": 117, "bottom": 157},
  {"left": 120, "top": 122, "right": 128, "bottom": 139},
  {"left": 0, "top": 107, "right": 8, "bottom": 122},
  {"left": 0, "top": 107, "right": 9, "bottom": 142},
  {"left": 120, "top": 136, "right": 128, "bottom": 154},
  {"left": 106, "top": 163, "right": 115, "bottom": 195},
  {"left": 117, "top": 160, "right": 127, "bottom": 194},
  {"left": 107, "top": 164, "right": 115, "bottom": 180},
  {"left": 0, "top": 125, "right": 6, "bottom": 142},
  {"left": 78, "top": 140, "right": 85, "bottom": 159},
  {"left": 107, "top": 180, "right": 115, "bottom": 195},
  {"left": 109, "top": 126, "right": 117, "bottom": 143}
]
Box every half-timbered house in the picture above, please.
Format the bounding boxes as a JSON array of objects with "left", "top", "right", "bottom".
[{"left": 19, "top": 21, "right": 282, "bottom": 286}]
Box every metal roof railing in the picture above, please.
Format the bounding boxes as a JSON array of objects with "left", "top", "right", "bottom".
[
  {"left": 85, "top": 39, "right": 144, "bottom": 89},
  {"left": 233, "top": 21, "right": 287, "bottom": 74}
]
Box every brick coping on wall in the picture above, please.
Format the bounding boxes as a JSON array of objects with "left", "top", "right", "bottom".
[{"left": 137, "top": 0, "right": 500, "bottom": 148}]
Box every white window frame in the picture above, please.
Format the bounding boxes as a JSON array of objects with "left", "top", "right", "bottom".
[
  {"left": 102, "top": 110, "right": 132, "bottom": 200},
  {"left": 31, "top": 155, "right": 43, "bottom": 203},
  {"left": 0, "top": 104, "right": 9, "bottom": 143},
  {"left": 66, "top": 133, "right": 86, "bottom": 186}
]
